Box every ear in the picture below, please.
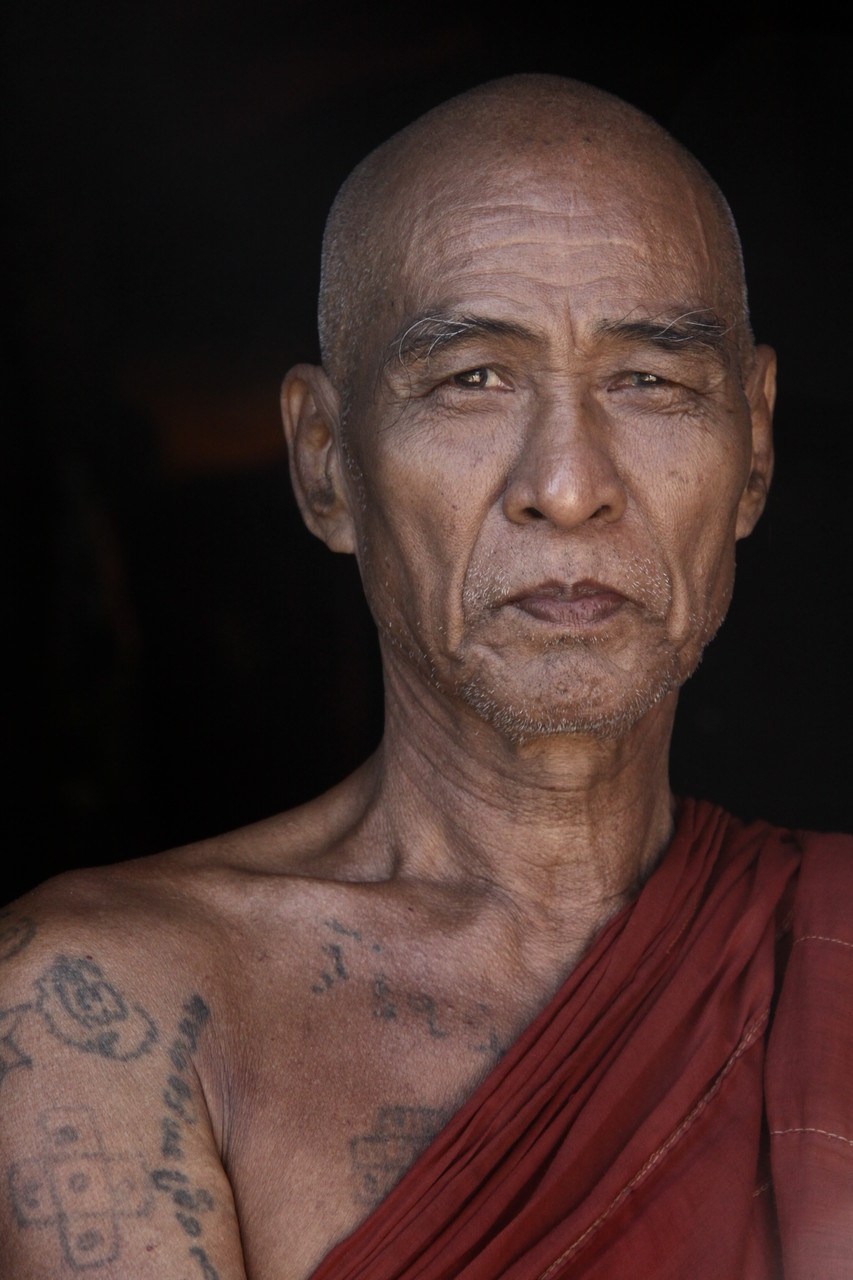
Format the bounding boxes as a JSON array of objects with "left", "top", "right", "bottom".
[
  {"left": 281, "top": 364, "right": 356, "bottom": 554},
  {"left": 735, "top": 344, "right": 776, "bottom": 540}
]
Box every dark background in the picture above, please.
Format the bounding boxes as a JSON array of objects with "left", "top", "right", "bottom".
[{"left": 7, "top": 3, "right": 852, "bottom": 906}]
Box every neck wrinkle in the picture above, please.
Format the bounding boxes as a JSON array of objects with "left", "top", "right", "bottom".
[{"left": 363, "top": 669, "right": 677, "bottom": 929}]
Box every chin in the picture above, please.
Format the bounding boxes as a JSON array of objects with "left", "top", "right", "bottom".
[{"left": 456, "top": 664, "right": 681, "bottom": 746}]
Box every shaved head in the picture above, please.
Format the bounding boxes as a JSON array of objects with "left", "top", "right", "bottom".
[
  {"left": 318, "top": 75, "right": 752, "bottom": 399},
  {"left": 284, "top": 72, "right": 776, "bottom": 751}
]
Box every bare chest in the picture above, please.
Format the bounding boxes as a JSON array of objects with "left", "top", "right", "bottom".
[{"left": 220, "top": 917, "right": 514, "bottom": 1278}]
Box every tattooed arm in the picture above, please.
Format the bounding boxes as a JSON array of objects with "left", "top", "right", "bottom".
[{"left": 0, "top": 903, "right": 248, "bottom": 1280}]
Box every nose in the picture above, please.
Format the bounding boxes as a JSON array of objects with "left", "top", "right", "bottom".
[{"left": 502, "top": 387, "right": 627, "bottom": 529}]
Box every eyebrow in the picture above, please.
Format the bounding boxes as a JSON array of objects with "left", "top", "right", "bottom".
[
  {"left": 384, "top": 313, "right": 538, "bottom": 372},
  {"left": 381, "top": 306, "right": 735, "bottom": 381},
  {"left": 594, "top": 311, "right": 734, "bottom": 359}
]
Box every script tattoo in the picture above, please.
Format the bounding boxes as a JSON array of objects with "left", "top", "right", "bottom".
[
  {"left": 151, "top": 994, "right": 220, "bottom": 1280},
  {"left": 310, "top": 919, "right": 451, "bottom": 1033},
  {"left": 469, "top": 1003, "right": 504, "bottom": 1059},
  {"left": 350, "top": 1106, "right": 449, "bottom": 1208},
  {"left": 8, "top": 1106, "right": 151, "bottom": 1270},
  {"left": 310, "top": 919, "right": 373, "bottom": 995},
  {"left": 371, "top": 981, "right": 449, "bottom": 1038},
  {"left": 35, "top": 955, "right": 158, "bottom": 1060},
  {"left": 151, "top": 1169, "right": 214, "bottom": 1238},
  {"left": 311, "top": 941, "right": 348, "bottom": 994},
  {"left": 372, "top": 975, "right": 397, "bottom": 1021},
  {"left": 0, "top": 911, "right": 37, "bottom": 963},
  {"left": 311, "top": 919, "right": 503, "bottom": 1056}
]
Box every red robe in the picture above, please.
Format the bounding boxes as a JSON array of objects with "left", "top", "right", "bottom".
[{"left": 310, "top": 799, "right": 853, "bottom": 1278}]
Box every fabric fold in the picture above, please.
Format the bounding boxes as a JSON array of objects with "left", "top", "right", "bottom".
[{"left": 310, "top": 799, "right": 849, "bottom": 1279}]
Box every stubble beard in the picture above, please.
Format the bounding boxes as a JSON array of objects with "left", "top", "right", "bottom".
[
  {"left": 456, "top": 644, "right": 683, "bottom": 745},
  {"left": 454, "top": 557, "right": 727, "bottom": 746}
]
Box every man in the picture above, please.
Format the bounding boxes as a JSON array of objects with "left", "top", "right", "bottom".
[{"left": 1, "top": 74, "right": 850, "bottom": 1280}]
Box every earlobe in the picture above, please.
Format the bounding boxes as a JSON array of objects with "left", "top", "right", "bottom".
[
  {"left": 281, "top": 365, "right": 357, "bottom": 554},
  {"left": 736, "top": 345, "right": 776, "bottom": 540}
]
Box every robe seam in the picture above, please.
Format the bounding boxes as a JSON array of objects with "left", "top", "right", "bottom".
[
  {"left": 534, "top": 1008, "right": 770, "bottom": 1280},
  {"left": 770, "top": 1126, "right": 853, "bottom": 1147},
  {"left": 793, "top": 933, "right": 853, "bottom": 949}
]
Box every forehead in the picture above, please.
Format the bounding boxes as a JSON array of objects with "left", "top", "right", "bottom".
[{"left": 381, "top": 151, "right": 722, "bottom": 349}]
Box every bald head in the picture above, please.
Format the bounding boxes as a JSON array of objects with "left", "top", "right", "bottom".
[{"left": 317, "top": 75, "right": 752, "bottom": 396}]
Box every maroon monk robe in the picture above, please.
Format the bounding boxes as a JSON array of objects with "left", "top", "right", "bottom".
[{"left": 309, "top": 798, "right": 853, "bottom": 1279}]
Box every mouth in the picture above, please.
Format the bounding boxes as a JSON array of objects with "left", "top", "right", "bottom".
[{"left": 503, "top": 579, "right": 628, "bottom": 626}]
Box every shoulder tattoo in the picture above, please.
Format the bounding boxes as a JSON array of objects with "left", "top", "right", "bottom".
[{"left": 35, "top": 955, "right": 158, "bottom": 1060}]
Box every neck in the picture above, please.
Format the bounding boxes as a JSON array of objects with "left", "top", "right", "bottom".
[{"left": 352, "top": 661, "right": 678, "bottom": 961}]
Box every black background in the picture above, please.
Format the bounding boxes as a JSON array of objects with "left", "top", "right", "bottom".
[{"left": 7, "top": 3, "right": 852, "bottom": 905}]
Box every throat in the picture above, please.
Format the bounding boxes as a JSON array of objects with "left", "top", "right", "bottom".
[{"left": 364, "top": 697, "right": 677, "bottom": 927}]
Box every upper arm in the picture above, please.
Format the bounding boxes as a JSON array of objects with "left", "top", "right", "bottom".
[{"left": 0, "top": 902, "right": 248, "bottom": 1280}]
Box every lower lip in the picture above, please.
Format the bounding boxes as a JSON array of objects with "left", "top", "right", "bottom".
[{"left": 511, "top": 592, "right": 626, "bottom": 626}]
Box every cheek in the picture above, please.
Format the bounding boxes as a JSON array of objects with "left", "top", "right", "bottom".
[
  {"left": 655, "top": 454, "right": 746, "bottom": 631},
  {"left": 350, "top": 409, "right": 504, "bottom": 574},
  {"left": 349, "top": 464, "right": 480, "bottom": 652}
]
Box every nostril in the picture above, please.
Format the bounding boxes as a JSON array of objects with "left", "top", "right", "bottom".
[{"left": 524, "top": 506, "right": 546, "bottom": 520}]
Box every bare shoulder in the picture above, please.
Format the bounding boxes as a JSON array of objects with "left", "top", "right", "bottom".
[
  {"left": 0, "top": 866, "right": 250, "bottom": 1278},
  {"left": 0, "top": 778, "right": 374, "bottom": 1280},
  {"left": 0, "top": 853, "right": 215, "bottom": 1055},
  {"left": 2, "top": 756, "right": 381, "bottom": 985},
  {"left": 0, "top": 844, "right": 246, "bottom": 1036},
  {"left": 0, "top": 763, "right": 390, "bottom": 1154},
  {"left": 0, "top": 802, "right": 356, "bottom": 1115},
  {"left": 0, "top": 764, "right": 512, "bottom": 1278}
]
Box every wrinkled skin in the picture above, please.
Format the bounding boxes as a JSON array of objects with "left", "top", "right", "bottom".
[{"left": 289, "top": 150, "right": 775, "bottom": 750}]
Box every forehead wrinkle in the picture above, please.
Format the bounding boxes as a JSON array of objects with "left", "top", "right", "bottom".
[
  {"left": 410, "top": 217, "right": 718, "bottom": 308},
  {"left": 319, "top": 76, "right": 752, "bottom": 394},
  {"left": 412, "top": 185, "right": 710, "bottom": 241},
  {"left": 419, "top": 218, "right": 664, "bottom": 259}
]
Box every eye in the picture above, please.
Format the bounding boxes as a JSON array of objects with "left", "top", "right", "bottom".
[
  {"left": 451, "top": 367, "right": 504, "bottom": 390},
  {"left": 607, "top": 367, "right": 701, "bottom": 414}
]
